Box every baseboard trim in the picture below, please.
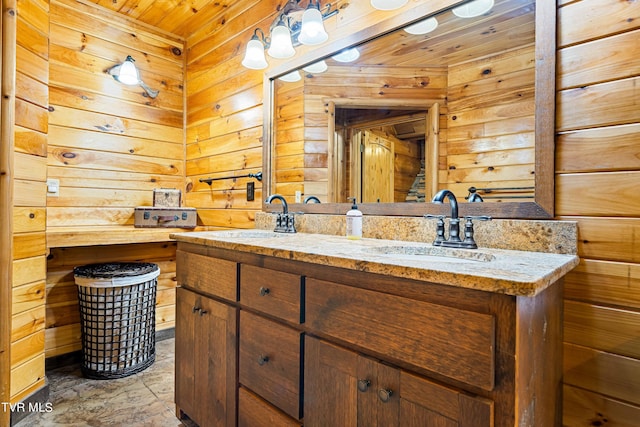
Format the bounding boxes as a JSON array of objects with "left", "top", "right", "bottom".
[{"left": 9, "top": 383, "right": 50, "bottom": 426}]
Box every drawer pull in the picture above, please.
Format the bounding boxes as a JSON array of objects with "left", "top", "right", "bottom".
[
  {"left": 192, "top": 306, "right": 201, "bottom": 314},
  {"left": 357, "top": 379, "right": 371, "bottom": 392},
  {"left": 377, "top": 388, "right": 393, "bottom": 403},
  {"left": 259, "top": 287, "right": 270, "bottom": 296},
  {"left": 257, "top": 355, "right": 270, "bottom": 366},
  {"left": 199, "top": 309, "right": 208, "bottom": 316}
]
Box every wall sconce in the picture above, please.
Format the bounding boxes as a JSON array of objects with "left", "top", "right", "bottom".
[
  {"left": 106, "top": 55, "right": 160, "bottom": 99},
  {"left": 241, "top": 0, "right": 339, "bottom": 70}
]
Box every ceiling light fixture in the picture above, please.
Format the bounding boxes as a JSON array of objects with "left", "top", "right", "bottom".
[
  {"left": 452, "top": 0, "right": 495, "bottom": 18},
  {"left": 242, "top": 0, "right": 338, "bottom": 70},
  {"left": 106, "top": 55, "right": 159, "bottom": 98},
  {"left": 370, "top": 0, "right": 408, "bottom": 11}
]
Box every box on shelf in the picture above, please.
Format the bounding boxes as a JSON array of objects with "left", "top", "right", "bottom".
[{"left": 153, "top": 188, "right": 181, "bottom": 207}]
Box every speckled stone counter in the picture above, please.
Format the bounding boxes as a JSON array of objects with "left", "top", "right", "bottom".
[{"left": 170, "top": 228, "right": 579, "bottom": 297}]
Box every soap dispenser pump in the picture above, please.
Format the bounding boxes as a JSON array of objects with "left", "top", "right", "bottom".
[{"left": 346, "top": 197, "right": 362, "bottom": 240}]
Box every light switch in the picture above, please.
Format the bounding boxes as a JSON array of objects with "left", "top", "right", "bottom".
[
  {"left": 46, "top": 178, "right": 60, "bottom": 197},
  {"left": 295, "top": 190, "right": 302, "bottom": 203}
]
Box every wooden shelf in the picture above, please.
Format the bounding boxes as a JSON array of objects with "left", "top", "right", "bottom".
[{"left": 46, "top": 226, "right": 218, "bottom": 249}]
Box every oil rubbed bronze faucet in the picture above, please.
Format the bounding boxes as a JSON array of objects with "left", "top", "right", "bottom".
[
  {"left": 427, "top": 189, "right": 490, "bottom": 249},
  {"left": 265, "top": 194, "right": 296, "bottom": 233}
]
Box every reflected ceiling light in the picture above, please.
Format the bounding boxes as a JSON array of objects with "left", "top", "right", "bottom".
[
  {"left": 241, "top": 0, "right": 338, "bottom": 70},
  {"left": 452, "top": 0, "right": 494, "bottom": 18},
  {"left": 303, "top": 60, "right": 328, "bottom": 73},
  {"left": 370, "top": 0, "right": 408, "bottom": 11},
  {"left": 404, "top": 17, "right": 439, "bottom": 35},
  {"left": 279, "top": 70, "right": 302, "bottom": 82},
  {"left": 106, "top": 55, "right": 159, "bottom": 98},
  {"left": 332, "top": 47, "right": 360, "bottom": 63}
]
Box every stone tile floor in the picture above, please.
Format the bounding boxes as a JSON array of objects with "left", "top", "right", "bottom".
[{"left": 14, "top": 338, "right": 187, "bottom": 427}]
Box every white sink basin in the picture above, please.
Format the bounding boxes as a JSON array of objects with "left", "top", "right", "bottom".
[{"left": 364, "top": 245, "right": 495, "bottom": 263}]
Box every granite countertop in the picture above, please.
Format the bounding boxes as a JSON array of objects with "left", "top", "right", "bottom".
[{"left": 171, "top": 229, "right": 579, "bottom": 297}]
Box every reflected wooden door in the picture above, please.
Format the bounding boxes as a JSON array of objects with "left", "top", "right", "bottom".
[{"left": 361, "top": 130, "right": 394, "bottom": 203}]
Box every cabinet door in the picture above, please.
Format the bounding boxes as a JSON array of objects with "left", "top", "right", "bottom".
[
  {"left": 175, "top": 287, "right": 237, "bottom": 427},
  {"left": 304, "top": 336, "right": 358, "bottom": 427}
]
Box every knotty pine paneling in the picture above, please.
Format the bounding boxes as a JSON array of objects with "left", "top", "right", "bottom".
[
  {"left": 557, "top": 0, "right": 640, "bottom": 420},
  {"left": 47, "top": 0, "right": 185, "bottom": 234},
  {"left": 10, "top": 0, "right": 50, "bottom": 402}
]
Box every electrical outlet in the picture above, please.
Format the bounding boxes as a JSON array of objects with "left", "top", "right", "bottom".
[
  {"left": 247, "top": 182, "right": 255, "bottom": 201},
  {"left": 46, "top": 178, "right": 60, "bottom": 197}
]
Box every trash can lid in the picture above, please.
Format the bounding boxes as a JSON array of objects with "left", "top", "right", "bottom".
[{"left": 74, "top": 262, "right": 160, "bottom": 288}]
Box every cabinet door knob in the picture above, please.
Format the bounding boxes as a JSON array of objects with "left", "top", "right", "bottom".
[
  {"left": 259, "top": 287, "right": 270, "bottom": 296},
  {"left": 257, "top": 355, "right": 270, "bottom": 365},
  {"left": 378, "top": 388, "right": 393, "bottom": 403},
  {"left": 357, "top": 379, "right": 371, "bottom": 392}
]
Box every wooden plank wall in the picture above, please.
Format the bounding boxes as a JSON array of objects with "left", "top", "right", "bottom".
[
  {"left": 10, "top": 0, "right": 49, "bottom": 403},
  {"left": 556, "top": 0, "right": 640, "bottom": 424},
  {"left": 43, "top": 0, "right": 185, "bottom": 358},
  {"left": 446, "top": 45, "right": 536, "bottom": 200}
]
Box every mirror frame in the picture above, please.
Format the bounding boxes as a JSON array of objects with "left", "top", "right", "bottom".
[{"left": 263, "top": 0, "right": 555, "bottom": 219}]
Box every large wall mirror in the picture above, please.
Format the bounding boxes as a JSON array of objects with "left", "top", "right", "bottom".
[{"left": 263, "top": 0, "right": 555, "bottom": 218}]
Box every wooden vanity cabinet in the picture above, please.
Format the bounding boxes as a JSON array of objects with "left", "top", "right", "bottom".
[{"left": 174, "top": 243, "right": 563, "bottom": 427}]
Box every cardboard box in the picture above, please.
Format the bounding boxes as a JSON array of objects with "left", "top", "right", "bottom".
[
  {"left": 153, "top": 188, "right": 181, "bottom": 207},
  {"left": 134, "top": 207, "right": 196, "bottom": 228}
]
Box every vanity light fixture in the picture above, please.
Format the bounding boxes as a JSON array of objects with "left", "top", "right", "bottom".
[
  {"left": 332, "top": 47, "right": 360, "bottom": 63},
  {"left": 106, "top": 55, "right": 159, "bottom": 98},
  {"left": 370, "top": 0, "right": 408, "bottom": 11},
  {"left": 404, "top": 16, "right": 439, "bottom": 35},
  {"left": 241, "top": 0, "right": 338, "bottom": 70},
  {"left": 452, "top": 0, "right": 495, "bottom": 18}
]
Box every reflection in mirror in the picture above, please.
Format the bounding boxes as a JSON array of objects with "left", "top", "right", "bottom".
[{"left": 266, "top": 0, "right": 555, "bottom": 218}]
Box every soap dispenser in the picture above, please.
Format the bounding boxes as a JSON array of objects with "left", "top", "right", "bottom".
[{"left": 346, "top": 197, "right": 362, "bottom": 240}]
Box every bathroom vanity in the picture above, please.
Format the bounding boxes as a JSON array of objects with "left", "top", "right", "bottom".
[{"left": 171, "top": 225, "right": 578, "bottom": 427}]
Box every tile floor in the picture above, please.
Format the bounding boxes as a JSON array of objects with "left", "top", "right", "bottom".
[{"left": 14, "top": 338, "right": 186, "bottom": 427}]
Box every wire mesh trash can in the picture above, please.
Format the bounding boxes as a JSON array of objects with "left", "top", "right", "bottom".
[{"left": 74, "top": 262, "right": 160, "bottom": 379}]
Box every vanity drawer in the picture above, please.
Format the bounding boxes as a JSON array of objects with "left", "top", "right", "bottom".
[
  {"left": 239, "top": 310, "right": 303, "bottom": 420},
  {"left": 176, "top": 251, "right": 237, "bottom": 301},
  {"left": 305, "top": 278, "right": 496, "bottom": 391},
  {"left": 238, "top": 386, "right": 302, "bottom": 427},
  {"left": 240, "top": 264, "right": 302, "bottom": 324}
]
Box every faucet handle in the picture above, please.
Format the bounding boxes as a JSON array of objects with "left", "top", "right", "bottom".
[
  {"left": 424, "top": 214, "right": 446, "bottom": 220},
  {"left": 424, "top": 214, "right": 446, "bottom": 245}
]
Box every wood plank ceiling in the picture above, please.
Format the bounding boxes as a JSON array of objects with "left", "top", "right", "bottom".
[{"left": 83, "top": 0, "right": 230, "bottom": 37}]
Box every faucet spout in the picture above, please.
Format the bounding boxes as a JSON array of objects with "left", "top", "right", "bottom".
[
  {"left": 432, "top": 189, "right": 459, "bottom": 219},
  {"left": 265, "top": 194, "right": 289, "bottom": 214}
]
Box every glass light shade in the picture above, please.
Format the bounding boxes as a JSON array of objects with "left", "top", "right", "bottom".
[
  {"left": 452, "top": 0, "right": 494, "bottom": 18},
  {"left": 268, "top": 25, "right": 296, "bottom": 59},
  {"left": 118, "top": 57, "right": 139, "bottom": 85},
  {"left": 332, "top": 48, "right": 360, "bottom": 63},
  {"left": 370, "top": 0, "right": 408, "bottom": 11},
  {"left": 303, "top": 60, "right": 328, "bottom": 74},
  {"left": 242, "top": 38, "right": 268, "bottom": 69},
  {"left": 298, "top": 7, "right": 328, "bottom": 45},
  {"left": 404, "top": 17, "right": 438, "bottom": 35},
  {"left": 279, "top": 70, "right": 302, "bottom": 82}
]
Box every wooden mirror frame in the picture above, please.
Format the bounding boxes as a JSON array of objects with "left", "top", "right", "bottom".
[{"left": 263, "top": 0, "right": 555, "bottom": 219}]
